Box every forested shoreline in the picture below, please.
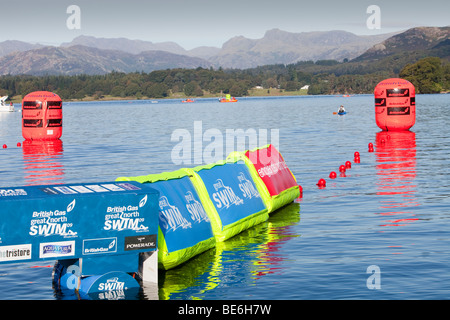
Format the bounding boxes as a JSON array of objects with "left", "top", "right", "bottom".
[{"left": 1, "top": 57, "right": 448, "bottom": 102}]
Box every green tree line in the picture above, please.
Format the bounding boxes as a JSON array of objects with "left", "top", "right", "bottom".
[{"left": 0, "top": 57, "right": 448, "bottom": 101}]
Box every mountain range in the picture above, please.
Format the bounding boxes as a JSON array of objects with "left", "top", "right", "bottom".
[{"left": 0, "top": 27, "right": 448, "bottom": 76}]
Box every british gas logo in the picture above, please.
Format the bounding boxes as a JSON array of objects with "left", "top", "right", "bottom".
[
  {"left": 29, "top": 199, "right": 77, "bottom": 237},
  {"left": 103, "top": 196, "right": 149, "bottom": 232}
]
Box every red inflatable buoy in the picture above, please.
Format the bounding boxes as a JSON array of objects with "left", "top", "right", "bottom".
[
  {"left": 345, "top": 161, "right": 352, "bottom": 169},
  {"left": 22, "top": 91, "right": 62, "bottom": 140},
  {"left": 339, "top": 165, "right": 346, "bottom": 173},
  {"left": 329, "top": 171, "right": 337, "bottom": 179},
  {"left": 374, "top": 78, "right": 416, "bottom": 131}
]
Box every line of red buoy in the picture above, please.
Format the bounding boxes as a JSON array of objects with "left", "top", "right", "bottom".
[
  {"left": 354, "top": 151, "right": 360, "bottom": 163},
  {"left": 316, "top": 140, "right": 378, "bottom": 189},
  {"left": 317, "top": 148, "right": 368, "bottom": 188},
  {"left": 1, "top": 142, "right": 22, "bottom": 149}
]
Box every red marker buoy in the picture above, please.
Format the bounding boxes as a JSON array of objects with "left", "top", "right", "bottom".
[
  {"left": 354, "top": 156, "right": 360, "bottom": 163},
  {"left": 317, "top": 178, "right": 326, "bottom": 188},
  {"left": 339, "top": 165, "right": 346, "bottom": 173},
  {"left": 298, "top": 185, "right": 303, "bottom": 196},
  {"left": 17, "top": 142, "right": 21, "bottom": 147},
  {"left": 2, "top": 144, "right": 6, "bottom": 149},
  {"left": 329, "top": 171, "right": 337, "bottom": 179},
  {"left": 22, "top": 91, "right": 63, "bottom": 140},
  {"left": 374, "top": 78, "right": 416, "bottom": 131},
  {"left": 368, "top": 143, "right": 374, "bottom": 152},
  {"left": 345, "top": 161, "right": 352, "bottom": 169},
  {"left": 354, "top": 151, "right": 360, "bottom": 158}
]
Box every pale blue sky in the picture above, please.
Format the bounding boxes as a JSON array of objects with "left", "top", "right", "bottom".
[{"left": 2, "top": 0, "right": 449, "bottom": 49}]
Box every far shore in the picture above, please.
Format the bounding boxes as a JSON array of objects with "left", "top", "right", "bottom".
[
  {"left": 8, "top": 88, "right": 309, "bottom": 103},
  {"left": 8, "top": 88, "right": 449, "bottom": 104}
]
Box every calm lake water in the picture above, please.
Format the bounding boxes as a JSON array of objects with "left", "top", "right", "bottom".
[{"left": 0, "top": 94, "right": 449, "bottom": 300}]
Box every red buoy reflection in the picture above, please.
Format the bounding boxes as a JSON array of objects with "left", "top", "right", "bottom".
[
  {"left": 375, "top": 131, "right": 419, "bottom": 227},
  {"left": 22, "top": 139, "right": 64, "bottom": 185}
]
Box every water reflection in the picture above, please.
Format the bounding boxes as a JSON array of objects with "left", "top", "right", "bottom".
[
  {"left": 375, "top": 131, "right": 419, "bottom": 227},
  {"left": 157, "top": 202, "right": 300, "bottom": 300},
  {"left": 22, "top": 139, "right": 64, "bottom": 185}
]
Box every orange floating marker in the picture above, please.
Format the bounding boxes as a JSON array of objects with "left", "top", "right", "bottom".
[
  {"left": 374, "top": 78, "right": 416, "bottom": 131},
  {"left": 22, "top": 91, "right": 63, "bottom": 140}
]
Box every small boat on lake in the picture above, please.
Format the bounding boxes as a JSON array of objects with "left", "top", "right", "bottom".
[
  {"left": 219, "top": 94, "right": 237, "bottom": 103},
  {"left": 0, "top": 96, "right": 14, "bottom": 112}
]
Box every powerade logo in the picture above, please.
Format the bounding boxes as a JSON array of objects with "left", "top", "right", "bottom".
[
  {"left": 83, "top": 238, "right": 117, "bottom": 255},
  {"left": 387, "top": 88, "right": 410, "bottom": 97},
  {"left": 387, "top": 107, "right": 410, "bottom": 115},
  {"left": 124, "top": 235, "right": 156, "bottom": 251},
  {"left": 375, "top": 98, "right": 386, "bottom": 107}
]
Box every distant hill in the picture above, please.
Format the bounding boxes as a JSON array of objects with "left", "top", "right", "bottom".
[
  {"left": 208, "top": 29, "right": 397, "bottom": 68},
  {"left": 0, "top": 27, "right": 448, "bottom": 76},
  {"left": 0, "top": 40, "right": 44, "bottom": 57},
  {"left": 61, "top": 35, "right": 187, "bottom": 55},
  {"left": 354, "top": 26, "right": 450, "bottom": 61},
  {"left": 48, "top": 29, "right": 398, "bottom": 69},
  {"left": 62, "top": 35, "right": 222, "bottom": 60},
  {"left": 0, "top": 45, "right": 212, "bottom": 75}
]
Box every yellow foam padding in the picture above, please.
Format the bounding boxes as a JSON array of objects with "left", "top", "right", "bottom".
[
  {"left": 227, "top": 145, "right": 300, "bottom": 213},
  {"left": 116, "top": 169, "right": 216, "bottom": 270},
  {"left": 182, "top": 158, "right": 269, "bottom": 242}
]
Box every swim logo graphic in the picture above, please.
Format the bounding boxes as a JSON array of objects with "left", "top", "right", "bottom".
[
  {"left": 29, "top": 199, "right": 78, "bottom": 238},
  {"left": 212, "top": 179, "right": 243, "bottom": 209},
  {"left": 103, "top": 195, "right": 150, "bottom": 233},
  {"left": 159, "top": 196, "right": 192, "bottom": 232},
  {"left": 237, "top": 172, "right": 260, "bottom": 200},
  {"left": 184, "top": 191, "right": 210, "bottom": 224}
]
